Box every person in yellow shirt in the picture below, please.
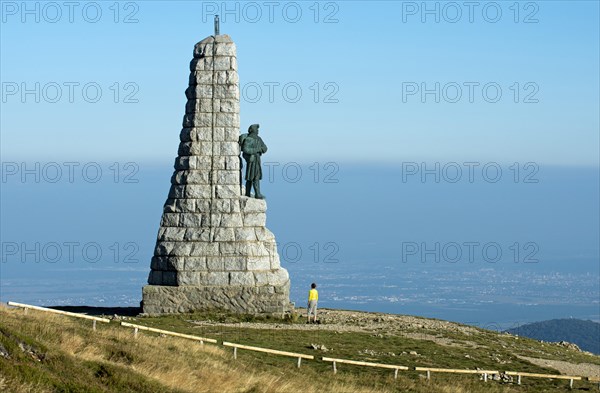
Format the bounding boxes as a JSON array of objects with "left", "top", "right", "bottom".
[{"left": 307, "top": 283, "right": 318, "bottom": 324}]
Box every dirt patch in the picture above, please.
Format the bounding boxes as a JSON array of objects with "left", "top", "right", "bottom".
[{"left": 519, "top": 356, "right": 600, "bottom": 378}]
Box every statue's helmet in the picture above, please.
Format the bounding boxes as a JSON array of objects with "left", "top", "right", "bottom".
[{"left": 248, "top": 124, "right": 260, "bottom": 134}]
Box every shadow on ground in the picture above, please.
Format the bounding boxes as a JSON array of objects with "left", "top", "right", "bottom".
[{"left": 52, "top": 306, "right": 141, "bottom": 317}]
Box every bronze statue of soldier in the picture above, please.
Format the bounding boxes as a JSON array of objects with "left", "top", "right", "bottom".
[{"left": 239, "top": 124, "right": 267, "bottom": 199}]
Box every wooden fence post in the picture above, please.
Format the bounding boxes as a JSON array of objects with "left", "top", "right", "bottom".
[
  {"left": 517, "top": 375, "right": 522, "bottom": 385},
  {"left": 134, "top": 327, "right": 138, "bottom": 338},
  {"left": 93, "top": 320, "right": 96, "bottom": 331},
  {"left": 297, "top": 357, "right": 302, "bottom": 368},
  {"left": 426, "top": 370, "right": 431, "bottom": 380},
  {"left": 394, "top": 368, "right": 398, "bottom": 379},
  {"left": 333, "top": 361, "right": 337, "bottom": 374},
  {"left": 233, "top": 347, "right": 237, "bottom": 360}
]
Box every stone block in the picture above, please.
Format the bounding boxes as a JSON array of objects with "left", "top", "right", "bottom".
[
  {"left": 229, "top": 199, "right": 241, "bottom": 212},
  {"left": 195, "top": 156, "right": 213, "bottom": 169},
  {"left": 190, "top": 242, "right": 220, "bottom": 256},
  {"left": 224, "top": 128, "right": 240, "bottom": 142},
  {"left": 150, "top": 258, "right": 170, "bottom": 271},
  {"left": 234, "top": 227, "right": 256, "bottom": 241},
  {"left": 240, "top": 197, "right": 266, "bottom": 213},
  {"left": 258, "top": 286, "right": 275, "bottom": 295},
  {"left": 247, "top": 256, "right": 271, "bottom": 271},
  {"left": 174, "top": 156, "right": 190, "bottom": 170},
  {"left": 215, "top": 113, "right": 239, "bottom": 128},
  {"left": 191, "top": 127, "right": 211, "bottom": 142},
  {"left": 148, "top": 270, "right": 162, "bottom": 285},
  {"left": 254, "top": 272, "right": 268, "bottom": 286},
  {"left": 214, "top": 227, "right": 235, "bottom": 242},
  {"left": 185, "top": 85, "right": 213, "bottom": 100},
  {"left": 154, "top": 242, "right": 170, "bottom": 256},
  {"left": 183, "top": 113, "right": 212, "bottom": 128},
  {"left": 223, "top": 257, "right": 246, "bottom": 270},
  {"left": 270, "top": 254, "right": 281, "bottom": 269},
  {"left": 220, "top": 99, "right": 239, "bottom": 113},
  {"left": 187, "top": 156, "right": 200, "bottom": 169},
  {"left": 215, "top": 71, "right": 227, "bottom": 85},
  {"left": 160, "top": 227, "right": 186, "bottom": 241},
  {"left": 162, "top": 271, "right": 177, "bottom": 285},
  {"left": 150, "top": 256, "right": 166, "bottom": 271},
  {"left": 163, "top": 198, "right": 177, "bottom": 213},
  {"left": 230, "top": 271, "right": 255, "bottom": 286},
  {"left": 188, "top": 141, "right": 210, "bottom": 156},
  {"left": 215, "top": 170, "right": 239, "bottom": 185},
  {"left": 214, "top": 84, "right": 239, "bottom": 99},
  {"left": 175, "top": 198, "right": 196, "bottom": 212},
  {"left": 212, "top": 127, "right": 225, "bottom": 141},
  {"left": 218, "top": 213, "right": 243, "bottom": 227},
  {"left": 187, "top": 170, "right": 210, "bottom": 184},
  {"left": 213, "top": 56, "right": 230, "bottom": 71},
  {"left": 180, "top": 213, "right": 203, "bottom": 227},
  {"left": 142, "top": 284, "right": 292, "bottom": 315},
  {"left": 220, "top": 242, "right": 268, "bottom": 257},
  {"left": 185, "top": 185, "right": 212, "bottom": 199},
  {"left": 243, "top": 212, "right": 266, "bottom": 227},
  {"left": 178, "top": 142, "right": 192, "bottom": 156},
  {"left": 255, "top": 227, "right": 275, "bottom": 242},
  {"left": 203, "top": 213, "right": 219, "bottom": 227},
  {"left": 171, "top": 242, "right": 194, "bottom": 256},
  {"left": 207, "top": 272, "right": 229, "bottom": 286},
  {"left": 224, "top": 156, "right": 241, "bottom": 170},
  {"left": 184, "top": 228, "right": 210, "bottom": 241},
  {"left": 177, "top": 271, "right": 203, "bottom": 286},
  {"left": 189, "top": 71, "right": 213, "bottom": 86},
  {"left": 267, "top": 269, "right": 289, "bottom": 286},
  {"left": 195, "top": 200, "right": 210, "bottom": 213},
  {"left": 218, "top": 141, "right": 239, "bottom": 156},
  {"left": 184, "top": 257, "right": 207, "bottom": 270},
  {"left": 160, "top": 213, "right": 180, "bottom": 226},
  {"left": 193, "top": 42, "right": 213, "bottom": 58},
  {"left": 215, "top": 184, "right": 240, "bottom": 198},
  {"left": 215, "top": 42, "right": 236, "bottom": 56},
  {"left": 190, "top": 58, "right": 204, "bottom": 71},
  {"left": 226, "top": 71, "right": 239, "bottom": 84},
  {"left": 168, "top": 185, "right": 185, "bottom": 199},
  {"left": 206, "top": 257, "right": 224, "bottom": 270},
  {"left": 180, "top": 127, "right": 193, "bottom": 142},
  {"left": 210, "top": 199, "right": 229, "bottom": 213}
]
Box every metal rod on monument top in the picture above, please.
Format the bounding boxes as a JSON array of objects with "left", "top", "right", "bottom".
[{"left": 214, "top": 15, "right": 220, "bottom": 36}]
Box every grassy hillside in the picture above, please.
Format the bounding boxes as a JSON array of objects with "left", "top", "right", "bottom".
[
  {"left": 1, "top": 305, "right": 598, "bottom": 392},
  {"left": 505, "top": 319, "right": 600, "bottom": 355}
]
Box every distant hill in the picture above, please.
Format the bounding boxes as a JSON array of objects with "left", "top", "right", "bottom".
[{"left": 504, "top": 319, "right": 600, "bottom": 354}]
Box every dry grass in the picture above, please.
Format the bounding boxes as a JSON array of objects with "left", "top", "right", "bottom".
[
  {"left": 1, "top": 306, "right": 589, "bottom": 392},
  {"left": 0, "top": 307, "right": 394, "bottom": 393}
]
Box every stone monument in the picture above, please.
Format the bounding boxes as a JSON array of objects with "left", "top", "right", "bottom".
[{"left": 141, "top": 30, "right": 292, "bottom": 315}]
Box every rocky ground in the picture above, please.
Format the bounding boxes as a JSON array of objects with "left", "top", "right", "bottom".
[
  {"left": 189, "top": 308, "right": 600, "bottom": 379},
  {"left": 190, "top": 308, "right": 478, "bottom": 335},
  {"left": 518, "top": 356, "right": 600, "bottom": 379}
]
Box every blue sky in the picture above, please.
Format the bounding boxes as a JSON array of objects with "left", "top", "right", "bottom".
[
  {"left": 1, "top": 0, "right": 598, "bottom": 166},
  {"left": 1, "top": 2, "right": 599, "bottom": 322}
]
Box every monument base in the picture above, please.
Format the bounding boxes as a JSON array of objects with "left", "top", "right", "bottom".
[{"left": 142, "top": 282, "right": 292, "bottom": 316}]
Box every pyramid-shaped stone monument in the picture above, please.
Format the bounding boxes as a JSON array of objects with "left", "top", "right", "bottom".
[{"left": 142, "top": 33, "right": 292, "bottom": 315}]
